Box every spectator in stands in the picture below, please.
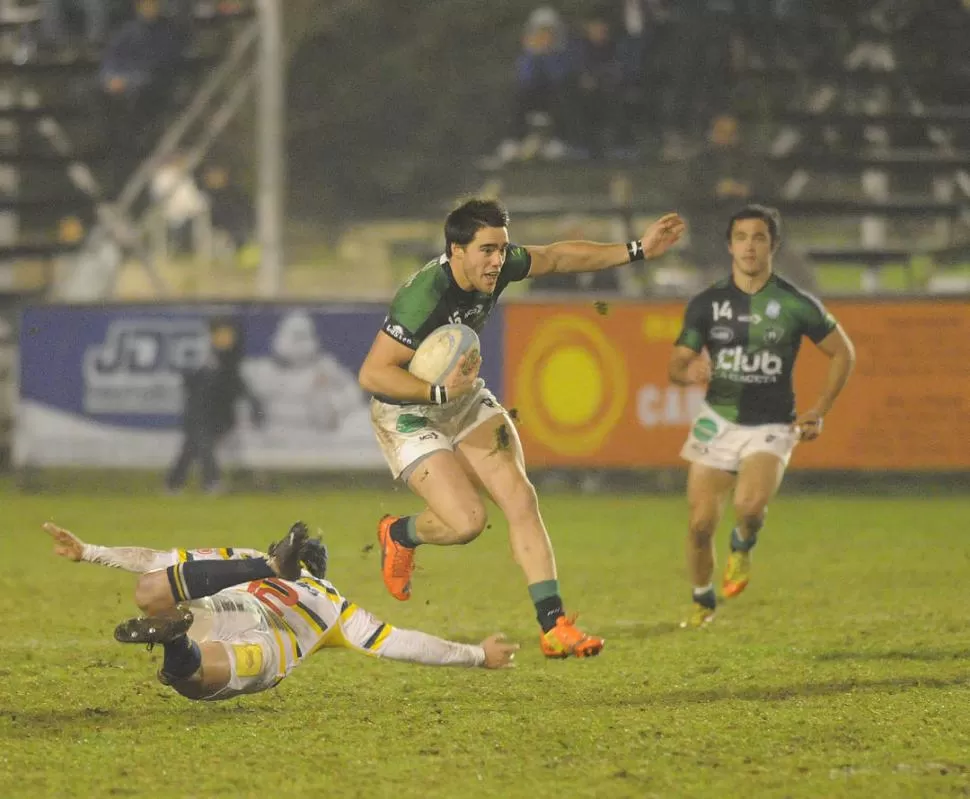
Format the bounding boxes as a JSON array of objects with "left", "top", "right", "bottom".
[
  {"left": 201, "top": 163, "right": 254, "bottom": 252},
  {"left": 495, "top": 6, "right": 577, "bottom": 163},
  {"left": 660, "top": 0, "right": 733, "bottom": 160},
  {"left": 733, "top": 0, "right": 799, "bottom": 69},
  {"left": 151, "top": 152, "right": 209, "bottom": 256},
  {"left": 166, "top": 0, "right": 196, "bottom": 24},
  {"left": 575, "top": 10, "right": 629, "bottom": 159},
  {"left": 614, "top": 0, "right": 669, "bottom": 147},
  {"left": 166, "top": 318, "right": 263, "bottom": 495},
  {"left": 40, "top": 0, "right": 108, "bottom": 54},
  {"left": 100, "top": 0, "right": 187, "bottom": 159},
  {"left": 100, "top": 0, "right": 185, "bottom": 96}
]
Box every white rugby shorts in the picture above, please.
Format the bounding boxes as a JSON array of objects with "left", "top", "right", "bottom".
[
  {"left": 370, "top": 382, "right": 508, "bottom": 479},
  {"left": 680, "top": 404, "right": 798, "bottom": 473}
]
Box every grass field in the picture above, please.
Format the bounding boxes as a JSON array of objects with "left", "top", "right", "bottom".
[{"left": 1, "top": 487, "right": 968, "bottom": 798}]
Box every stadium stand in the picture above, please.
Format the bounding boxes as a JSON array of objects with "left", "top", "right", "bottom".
[
  {"left": 0, "top": 0, "right": 257, "bottom": 463},
  {"left": 0, "top": 0, "right": 256, "bottom": 302},
  {"left": 472, "top": 2, "right": 970, "bottom": 297}
]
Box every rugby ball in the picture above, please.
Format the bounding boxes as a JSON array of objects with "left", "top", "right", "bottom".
[{"left": 408, "top": 324, "right": 481, "bottom": 384}]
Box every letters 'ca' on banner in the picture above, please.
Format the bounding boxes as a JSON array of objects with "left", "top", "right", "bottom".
[{"left": 503, "top": 301, "right": 970, "bottom": 471}]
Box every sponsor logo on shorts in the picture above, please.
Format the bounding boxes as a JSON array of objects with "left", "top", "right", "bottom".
[
  {"left": 396, "top": 414, "right": 429, "bottom": 433},
  {"left": 710, "top": 325, "right": 734, "bottom": 344},
  {"left": 692, "top": 417, "right": 719, "bottom": 443}
]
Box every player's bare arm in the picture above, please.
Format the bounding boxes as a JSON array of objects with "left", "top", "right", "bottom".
[
  {"left": 795, "top": 324, "right": 856, "bottom": 441},
  {"left": 669, "top": 345, "right": 711, "bottom": 386},
  {"left": 526, "top": 212, "right": 686, "bottom": 276},
  {"left": 363, "top": 624, "right": 519, "bottom": 669},
  {"left": 43, "top": 522, "right": 268, "bottom": 575},
  {"left": 480, "top": 634, "right": 518, "bottom": 669},
  {"left": 44, "top": 522, "right": 85, "bottom": 561},
  {"left": 358, "top": 331, "right": 481, "bottom": 402}
]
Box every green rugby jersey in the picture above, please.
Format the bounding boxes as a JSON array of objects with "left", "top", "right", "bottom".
[
  {"left": 675, "top": 274, "right": 837, "bottom": 425},
  {"left": 381, "top": 246, "right": 532, "bottom": 349}
]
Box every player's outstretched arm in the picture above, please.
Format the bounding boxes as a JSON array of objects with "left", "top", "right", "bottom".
[
  {"left": 44, "top": 523, "right": 181, "bottom": 572},
  {"left": 336, "top": 604, "right": 518, "bottom": 668},
  {"left": 44, "top": 522, "right": 86, "bottom": 561},
  {"left": 43, "top": 522, "right": 265, "bottom": 574},
  {"left": 377, "top": 628, "right": 518, "bottom": 669},
  {"left": 478, "top": 634, "right": 519, "bottom": 669},
  {"left": 526, "top": 212, "right": 686, "bottom": 277}
]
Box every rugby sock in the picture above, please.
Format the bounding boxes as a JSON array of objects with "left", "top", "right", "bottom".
[
  {"left": 730, "top": 525, "right": 760, "bottom": 553},
  {"left": 161, "top": 635, "right": 202, "bottom": 681},
  {"left": 692, "top": 584, "right": 717, "bottom": 609},
  {"left": 529, "top": 580, "right": 564, "bottom": 632},
  {"left": 389, "top": 516, "right": 422, "bottom": 549},
  {"left": 166, "top": 559, "right": 275, "bottom": 602}
]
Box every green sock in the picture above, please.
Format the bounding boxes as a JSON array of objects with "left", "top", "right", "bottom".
[{"left": 528, "top": 579, "right": 560, "bottom": 604}]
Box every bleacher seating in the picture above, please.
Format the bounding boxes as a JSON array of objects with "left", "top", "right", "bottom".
[
  {"left": 0, "top": 0, "right": 254, "bottom": 299},
  {"left": 470, "top": 8, "right": 970, "bottom": 295}
]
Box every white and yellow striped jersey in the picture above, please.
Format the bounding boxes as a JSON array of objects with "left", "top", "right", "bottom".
[
  {"left": 82, "top": 541, "right": 485, "bottom": 698},
  {"left": 220, "top": 573, "right": 392, "bottom": 671}
]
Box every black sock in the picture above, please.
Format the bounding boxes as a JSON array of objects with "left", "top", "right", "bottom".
[
  {"left": 167, "top": 559, "right": 275, "bottom": 602},
  {"left": 161, "top": 635, "right": 202, "bottom": 681},
  {"left": 730, "top": 526, "right": 760, "bottom": 553},
  {"left": 692, "top": 586, "right": 717, "bottom": 610},
  {"left": 389, "top": 516, "right": 420, "bottom": 549},
  {"left": 535, "top": 594, "right": 565, "bottom": 633}
]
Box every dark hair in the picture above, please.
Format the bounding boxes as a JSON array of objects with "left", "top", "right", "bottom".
[
  {"left": 726, "top": 204, "right": 782, "bottom": 246},
  {"left": 299, "top": 536, "right": 328, "bottom": 579},
  {"left": 444, "top": 198, "right": 510, "bottom": 256}
]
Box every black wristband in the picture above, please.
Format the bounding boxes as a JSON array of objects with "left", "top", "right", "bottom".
[
  {"left": 627, "top": 240, "right": 645, "bottom": 262},
  {"left": 429, "top": 384, "right": 448, "bottom": 405}
]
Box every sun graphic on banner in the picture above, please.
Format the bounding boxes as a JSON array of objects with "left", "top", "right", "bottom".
[{"left": 515, "top": 315, "right": 628, "bottom": 456}]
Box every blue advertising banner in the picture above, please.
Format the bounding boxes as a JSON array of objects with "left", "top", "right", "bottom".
[{"left": 17, "top": 303, "right": 505, "bottom": 469}]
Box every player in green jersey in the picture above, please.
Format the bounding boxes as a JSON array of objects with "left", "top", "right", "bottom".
[
  {"left": 669, "top": 204, "right": 855, "bottom": 627},
  {"left": 359, "top": 197, "right": 685, "bottom": 658}
]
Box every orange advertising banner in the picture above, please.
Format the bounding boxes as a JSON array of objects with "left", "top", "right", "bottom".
[{"left": 503, "top": 300, "right": 970, "bottom": 470}]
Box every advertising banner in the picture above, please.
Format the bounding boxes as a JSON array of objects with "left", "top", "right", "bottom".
[
  {"left": 503, "top": 300, "right": 970, "bottom": 471},
  {"left": 17, "top": 303, "right": 505, "bottom": 469}
]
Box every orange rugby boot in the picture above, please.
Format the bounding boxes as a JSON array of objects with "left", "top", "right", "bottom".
[
  {"left": 377, "top": 515, "right": 414, "bottom": 601},
  {"left": 539, "top": 614, "right": 605, "bottom": 659}
]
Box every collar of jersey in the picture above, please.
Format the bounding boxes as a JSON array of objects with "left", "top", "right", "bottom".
[{"left": 730, "top": 271, "right": 776, "bottom": 296}]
